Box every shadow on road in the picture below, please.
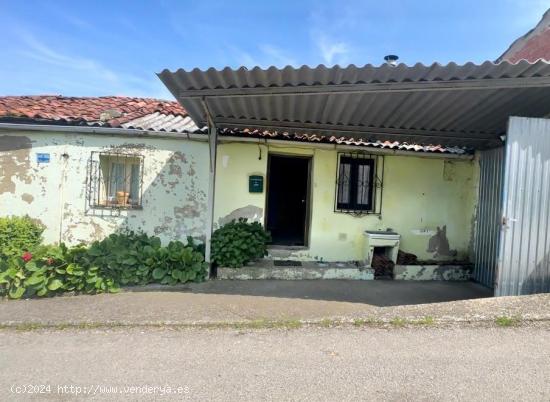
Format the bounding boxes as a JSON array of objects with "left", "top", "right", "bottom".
[{"left": 132, "top": 280, "right": 494, "bottom": 307}]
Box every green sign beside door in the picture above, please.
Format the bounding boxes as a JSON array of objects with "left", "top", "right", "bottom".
[{"left": 249, "top": 175, "right": 264, "bottom": 193}]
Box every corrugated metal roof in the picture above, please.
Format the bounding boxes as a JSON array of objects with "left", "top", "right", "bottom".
[{"left": 158, "top": 60, "right": 550, "bottom": 149}]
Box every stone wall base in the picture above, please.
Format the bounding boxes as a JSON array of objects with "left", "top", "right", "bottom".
[
  {"left": 393, "top": 265, "right": 472, "bottom": 281},
  {"left": 218, "top": 265, "right": 375, "bottom": 280}
]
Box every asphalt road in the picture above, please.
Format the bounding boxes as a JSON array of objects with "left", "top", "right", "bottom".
[{"left": 1, "top": 327, "right": 549, "bottom": 401}]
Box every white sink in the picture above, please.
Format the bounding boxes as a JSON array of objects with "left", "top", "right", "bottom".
[{"left": 363, "top": 230, "right": 401, "bottom": 267}]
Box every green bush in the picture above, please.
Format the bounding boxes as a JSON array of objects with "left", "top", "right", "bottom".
[
  {"left": 83, "top": 232, "right": 207, "bottom": 286},
  {"left": 0, "top": 244, "right": 118, "bottom": 299},
  {"left": 0, "top": 229, "right": 207, "bottom": 300},
  {"left": 0, "top": 216, "right": 44, "bottom": 259},
  {"left": 211, "top": 219, "right": 271, "bottom": 268},
  {"left": 185, "top": 235, "right": 206, "bottom": 257}
]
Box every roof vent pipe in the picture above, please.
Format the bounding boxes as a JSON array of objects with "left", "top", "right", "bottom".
[{"left": 384, "top": 55, "right": 399, "bottom": 67}]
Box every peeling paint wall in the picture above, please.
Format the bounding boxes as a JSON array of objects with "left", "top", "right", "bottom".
[
  {"left": 0, "top": 131, "right": 209, "bottom": 245},
  {"left": 1, "top": 131, "right": 477, "bottom": 262},
  {"left": 214, "top": 142, "right": 478, "bottom": 262}
]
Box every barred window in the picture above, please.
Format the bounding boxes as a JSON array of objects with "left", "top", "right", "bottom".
[
  {"left": 336, "top": 154, "right": 382, "bottom": 214},
  {"left": 88, "top": 152, "right": 144, "bottom": 209}
]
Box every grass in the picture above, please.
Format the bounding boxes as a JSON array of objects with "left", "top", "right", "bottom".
[
  {"left": 0, "top": 315, "right": 537, "bottom": 332},
  {"left": 352, "top": 318, "right": 368, "bottom": 327},
  {"left": 495, "top": 316, "right": 520, "bottom": 327},
  {"left": 389, "top": 317, "right": 407, "bottom": 327},
  {"left": 387, "top": 316, "right": 435, "bottom": 327},
  {"left": 414, "top": 316, "right": 435, "bottom": 326},
  {"left": 319, "top": 318, "right": 336, "bottom": 328},
  {"left": 352, "top": 317, "right": 382, "bottom": 327},
  {"left": 0, "top": 319, "right": 305, "bottom": 332}
]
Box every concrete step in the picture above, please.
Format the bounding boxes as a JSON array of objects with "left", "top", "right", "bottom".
[{"left": 217, "top": 260, "right": 375, "bottom": 280}]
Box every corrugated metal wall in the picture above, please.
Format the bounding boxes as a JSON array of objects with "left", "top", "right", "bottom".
[
  {"left": 497, "top": 116, "right": 550, "bottom": 296},
  {"left": 473, "top": 147, "right": 504, "bottom": 289}
]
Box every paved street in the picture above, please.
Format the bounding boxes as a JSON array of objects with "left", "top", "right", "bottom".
[
  {"left": 1, "top": 326, "right": 549, "bottom": 401},
  {"left": 1, "top": 283, "right": 548, "bottom": 329}
]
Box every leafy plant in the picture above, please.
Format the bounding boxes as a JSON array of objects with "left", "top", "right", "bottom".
[
  {"left": 211, "top": 219, "right": 271, "bottom": 268},
  {"left": 0, "top": 216, "right": 44, "bottom": 259},
  {"left": 83, "top": 232, "right": 207, "bottom": 286},
  {"left": 186, "top": 235, "right": 206, "bottom": 256},
  {"left": 0, "top": 244, "right": 118, "bottom": 299},
  {"left": 146, "top": 240, "right": 207, "bottom": 285},
  {"left": 0, "top": 228, "right": 207, "bottom": 300}
]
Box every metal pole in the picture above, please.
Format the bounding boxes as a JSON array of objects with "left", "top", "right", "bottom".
[{"left": 203, "top": 98, "right": 217, "bottom": 275}]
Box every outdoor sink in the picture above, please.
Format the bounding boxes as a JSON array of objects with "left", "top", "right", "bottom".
[
  {"left": 364, "top": 230, "right": 399, "bottom": 238},
  {"left": 363, "top": 230, "right": 401, "bottom": 267}
]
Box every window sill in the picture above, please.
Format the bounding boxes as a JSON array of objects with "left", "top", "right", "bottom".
[
  {"left": 91, "top": 204, "right": 143, "bottom": 211},
  {"left": 334, "top": 209, "right": 378, "bottom": 216},
  {"left": 268, "top": 245, "right": 309, "bottom": 251}
]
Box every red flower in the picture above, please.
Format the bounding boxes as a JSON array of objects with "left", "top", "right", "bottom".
[{"left": 21, "top": 252, "right": 33, "bottom": 263}]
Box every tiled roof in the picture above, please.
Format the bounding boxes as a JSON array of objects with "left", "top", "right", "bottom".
[
  {"left": 0, "top": 95, "right": 188, "bottom": 128},
  {"left": 0, "top": 95, "right": 467, "bottom": 154},
  {"left": 218, "top": 128, "right": 468, "bottom": 154},
  {"left": 121, "top": 111, "right": 199, "bottom": 133},
  {"left": 498, "top": 9, "right": 550, "bottom": 63}
]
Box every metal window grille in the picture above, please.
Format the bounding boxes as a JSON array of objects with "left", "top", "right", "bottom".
[
  {"left": 87, "top": 152, "right": 144, "bottom": 209},
  {"left": 335, "top": 153, "right": 383, "bottom": 215}
]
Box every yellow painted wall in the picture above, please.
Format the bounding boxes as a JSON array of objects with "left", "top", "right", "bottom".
[{"left": 214, "top": 142, "right": 478, "bottom": 262}]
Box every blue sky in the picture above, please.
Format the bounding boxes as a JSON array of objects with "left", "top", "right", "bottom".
[{"left": 1, "top": 0, "right": 548, "bottom": 100}]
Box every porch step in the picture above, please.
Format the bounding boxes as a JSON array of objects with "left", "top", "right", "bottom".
[{"left": 217, "top": 260, "right": 374, "bottom": 280}]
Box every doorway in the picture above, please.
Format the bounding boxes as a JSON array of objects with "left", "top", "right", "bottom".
[{"left": 266, "top": 154, "right": 311, "bottom": 246}]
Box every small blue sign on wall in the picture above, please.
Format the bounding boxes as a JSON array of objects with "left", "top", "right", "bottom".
[{"left": 36, "top": 153, "right": 50, "bottom": 163}]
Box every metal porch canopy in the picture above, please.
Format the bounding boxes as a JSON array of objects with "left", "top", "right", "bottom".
[{"left": 158, "top": 60, "right": 550, "bottom": 149}]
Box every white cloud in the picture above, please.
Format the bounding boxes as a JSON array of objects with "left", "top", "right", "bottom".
[
  {"left": 13, "top": 29, "right": 171, "bottom": 99},
  {"left": 227, "top": 44, "right": 297, "bottom": 68},
  {"left": 312, "top": 32, "right": 351, "bottom": 66},
  {"left": 229, "top": 46, "right": 261, "bottom": 68},
  {"left": 258, "top": 44, "right": 297, "bottom": 67},
  {"left": 19, "top": 30, "right": 120, "bottom": 84}
]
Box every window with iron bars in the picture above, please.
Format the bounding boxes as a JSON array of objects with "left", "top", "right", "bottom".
[
  {"left": 87, "top": 152, "right": 144, "bottom": 209},
  {"left": 335, "top": 153, "right": 383, "bottom": 214}
]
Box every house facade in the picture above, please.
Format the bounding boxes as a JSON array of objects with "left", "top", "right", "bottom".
[
  {"left": 214, "top": 141, "right": 477, "bottom": 262},
  {"left": 0, "top": 95, "right": 476, "bottom": 264},
  {"left": 2, "top": 11, "right": 550, "bottom": 294},
  {"left": 158, "top": 58, "right": 550, "bottom": 295},
  {"left": 0, "top": 97, "right": 209, "bottom": 246}
]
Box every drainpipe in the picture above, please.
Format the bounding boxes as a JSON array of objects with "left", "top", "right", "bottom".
[{"left": 202, "top": 98, "right": 218, "bottom": 276}]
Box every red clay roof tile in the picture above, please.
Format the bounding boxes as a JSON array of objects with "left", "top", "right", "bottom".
[
  {"left": 0, "top": 95, "right": 468, "bottom": 154},
  {"left": 0, "top": 95, "right": 187, "bottom": 127}
]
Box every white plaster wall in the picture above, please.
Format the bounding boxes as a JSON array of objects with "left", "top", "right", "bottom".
[{"left": 0, "top": 131, "right": 209, "bottom": 245}]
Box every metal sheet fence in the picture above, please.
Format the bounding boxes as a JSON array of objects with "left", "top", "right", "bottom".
[
  {"left": 497, "top": 116, "right": 550, "bottom": 296},
  {"left": 473, "top": 147, "right": 504, "bottom": 289}
]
